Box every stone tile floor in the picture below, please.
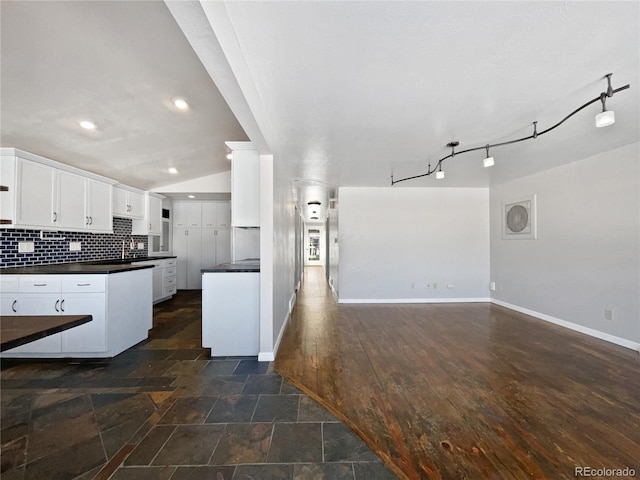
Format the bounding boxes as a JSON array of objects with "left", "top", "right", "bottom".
[{"left": 0, "top": 291, "right": 396, "bottom": 479}]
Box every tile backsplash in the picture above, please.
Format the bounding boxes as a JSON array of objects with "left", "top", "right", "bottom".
[{"left": 0, "top": 218, "right": 148, "bottom": 268}]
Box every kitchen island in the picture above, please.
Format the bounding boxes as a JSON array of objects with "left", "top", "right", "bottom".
[
  {"left": 0, "top": 261, "right": 153, "bottom": 358},
  {"left": 201, "top": 259, "right": 259, "bottom": 357}
]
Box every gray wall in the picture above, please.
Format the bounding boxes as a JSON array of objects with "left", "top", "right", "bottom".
[
  {"left": 338, "top": 187, "right": 490, "bottom": 301},
  {"left": 490, "top": 142, "right": 640, "bottom": 344}
]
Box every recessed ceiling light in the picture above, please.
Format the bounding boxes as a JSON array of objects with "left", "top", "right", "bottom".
[
  {"left": 188, "top": 195, "right": 195, "bottom": 199},
  {"left": 168, "top": 167, "right": 178, "bottom": 174},
  {"left": 79, "top": 120, "right": 96, "bottom": 130},
  {"left": 226, "top": 153, "right": 233, "bottom": 160},
  {"left": 172, "top": 97, "right": 189, "bottom": 110}
]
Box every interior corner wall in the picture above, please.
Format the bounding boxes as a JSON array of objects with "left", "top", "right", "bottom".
[
  {"left": 490, "top": 142, "right": 640, "bottom": 345},
  {"left": 269, "top": 155, "right": 297, "bottom": 355},
  {"left": 338, "top": 187, "right": 490, "bottom": 302}
]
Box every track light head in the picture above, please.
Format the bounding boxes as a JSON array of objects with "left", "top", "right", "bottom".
[
  {"left": 483, "top": 145, "right": 494, "bottom": 168},
  {"left": 436, "top": 163, "right": 445, "bottom": 179},
  {"left": 596, "top": 92, "right": 615, "bottom": 127}
]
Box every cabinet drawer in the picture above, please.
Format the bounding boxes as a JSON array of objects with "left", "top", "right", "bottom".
[
  {"left": 61, "top": 276, "right": 106, "bottom": 293},
  {"left": 163, "top": 268, "right": 176, "bottom": 278},
  {"left": 163, "top": 285, "right": 177, "bottom": 297},
  {"left": 1, "top": 276, "right": 19, "bottom": 293},
  {"left": 20, "top": 277, "right": 61, "bottom": 293},
  {"left": 164, "top": 259, "right": 176, "bottom": 267},
  {"left": 163, "top": 276, "right": 176, "bottom": 288}
]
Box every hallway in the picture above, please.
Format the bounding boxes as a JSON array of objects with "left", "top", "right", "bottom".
[{"left": 275, "top": 267, "right": 640, "bottom": 480}]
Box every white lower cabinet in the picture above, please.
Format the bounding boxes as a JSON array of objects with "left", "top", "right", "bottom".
[
  {"left": 0, "top": 270, "right": 152, "bottom": 358},
  {"left": 132, "top": 258, "right": 176, "bottom": 303}
]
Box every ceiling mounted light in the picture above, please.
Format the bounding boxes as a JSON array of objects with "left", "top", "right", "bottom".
[
  {"left": 79, "top": 120, "right": 96, "bottom": 130},
  {"left": 483, "top": 145, "right": 495, "bottom": 168},
  {"left": 310, "top": 216, "right": 319, "bottom": 220},
  {"left": 595, "top": 76, "right": 615, "bottom": 127},
  {"left": 390, "top": 73, "right": 630, "bottom": 186},
  {"left": 307, "top": 200, "right": 321, "bottom": 206},
  {"left": 168, "top": 167, "right": 178, "bottom": 174},
  {"left": 172, "top": 97, "right": 189, "bottom": 110},
  {"left": 188, "top": 195, "right": 195, "bottom": 199}
]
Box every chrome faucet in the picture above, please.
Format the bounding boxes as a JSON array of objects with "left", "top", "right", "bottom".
[{"left": 122, "top": 239, "right": 126, "bottom": 259}]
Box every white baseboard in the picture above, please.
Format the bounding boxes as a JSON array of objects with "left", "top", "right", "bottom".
[
  {"left": 491, "top": 299, "right": 640, "bottom": 353},
  {"left": 259, "top": 293, "right": 296, "bottom": 362},
  {"left": 338, "top": 297, "right": 490, "bottom": 304}
]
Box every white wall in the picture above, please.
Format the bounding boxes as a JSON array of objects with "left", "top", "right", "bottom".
[
  {"left": 259, "top": 154, "right": 297, "bottom": 361},
  {"left": 490, "top": 142, "right": 640, "bottom": 346},
  {"left": 328, "top": 197, "right": 339, "bottom": 297},
  {"left": 339, "top": 187, "right": 490, "bottom": 302}
]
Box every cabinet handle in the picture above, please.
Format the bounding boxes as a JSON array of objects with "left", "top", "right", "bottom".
[
  {"left": 149, "top": 223, "right": 152, "bottom": 230},
  {"left": 53, "top": 212, "right": 57, "bottom": 222},
  {"left": 86, "top": 216, "right": 90, "bottom": 225},
  {"left": 127, "top": 204, "right": 131, "bottom": 212},
  {"left": 77, "top": 283, "right": 91, "bottom": 286},
  {"left": 89, "top": 216, "right": 93, "bottom": 225},
  {"left": 12, "top": 300, "right": 17, "bottom": 312},
  {"left": 55, "top": 299, "right": 60, "bottom": 312},
  {"left": 60, "top": 299, "right": 65, "bottom": 312},
  {"left": 33, "top": 283, "right": 47, "bottom": 286}
]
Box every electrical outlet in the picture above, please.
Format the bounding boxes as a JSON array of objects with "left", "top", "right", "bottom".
[
  {"left": 69, "top": 242, "right": 81, "bottom": 252},
  {"left": 18, "top": 242, "right": 35, "bottom": 253},
  {"left": 137, "top": 242, "right": 144, "bottom": 250},
  {"left": 604, "top": 308, "right": 614, "bottom": 321},
  {"left": 490, "top": 281, "right": 496, "bottom": 291}
]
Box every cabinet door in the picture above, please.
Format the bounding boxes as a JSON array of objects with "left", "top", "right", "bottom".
[
  {"left": 57, "top": 171, "right": 87, "bottom": 230},
  {"left": 113, "top": 187, "right": 129, "bottom": 217},
  {"left": 201, "top": 228, "right": 217, "bottom": 270},
  {"left": 5, "top": 294, "right": 62, "bottom": 353},
  {"left": 201, "top": 203, "right": 217, "bottom": 228},
  {"left": 16, "top": 159, "right": 55, "bottom": 227},
  {"left": 172, "top": 203, "right": 188, "bottom": 227},
  {"left": 87, "top": 179, "right": 112, "bottom": 232},
  {"left": 186, "top": 229, "right": 202, "bottom": 289},
  {"left": 216, "top": 202, "right": 231, "bottom": 227},
  {"left": 128, "top": 191, "right": 145, "bottom": 219},
  {"left": 60, "top": 294, "right": 106, "bottom": 353},
  {"left": 231, "top": 150, "right": 260, "bottom": 227},
  {"left": 0, "top": 295, "right": 20, "bottom": 315},
  {"left": 147, "top": 195, "right": 162, "bottom": 235},
  {"left": 216, "top": 228, "right": 232, "bottom": 264},
  {"left": 173, "top": 227, "right": 188, "bottom": 289},
  {"left": 152, "top": 267, "right": 163, "bottom": 301}
]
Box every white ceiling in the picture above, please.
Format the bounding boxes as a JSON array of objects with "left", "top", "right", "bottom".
[{"left": 2, "top": 1, "right": 639, "bottom": 223}]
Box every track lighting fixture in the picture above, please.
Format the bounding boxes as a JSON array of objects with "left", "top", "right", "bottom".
[
  {"left": 390, "top": 73, "right": 629, "bottom": 185},
  {"left": 483, "top": 145, "right": 494, "bottom": 168},
  {"left": 595, "top": 93, "right": 615, "bottom": 127}
]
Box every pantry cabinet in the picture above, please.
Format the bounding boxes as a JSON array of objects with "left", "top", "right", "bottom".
[{"left": 172, "top": 202, "right": 231, "bottom": 289}]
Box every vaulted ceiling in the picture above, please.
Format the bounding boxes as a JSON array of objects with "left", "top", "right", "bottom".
[{"left": 2, "top": 1, "right": 638, "bottom": 222}]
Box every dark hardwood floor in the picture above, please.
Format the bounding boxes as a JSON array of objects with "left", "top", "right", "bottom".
[{"left": 275, "top": 267, "right": 640, "bottom": 480}]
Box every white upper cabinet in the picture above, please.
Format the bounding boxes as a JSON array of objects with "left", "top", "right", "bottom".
[
  {"left": 2, "top": 149, "right": 115, "bottom": 233},
  {"left": 132, "top": 193, "right": 163, "bottom": 236},
  {"left": 86, "top": 179, "right": 113, "bottom": 232},
  {"left": 16, "top": 159, "right": 56, "bottom": 228},
  {"left": 174, "top": 202, "right": 202, "bottom": 228},
  {"left": 113, "top": 186, "right": 145, "bottom": 219},
  {"left": 202, "top": 202, "right": 231, "bottom": 228},
  {"left": 228, "top": 142, "right": 260, "bottom": 227}
]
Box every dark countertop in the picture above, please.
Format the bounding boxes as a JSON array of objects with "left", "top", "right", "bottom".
[
  {"left": 1, "top": 256, "right": 177, "bottom": 275},
  {"left": 0, "top": 263, "right": 155, "bottom": 275},
  {"left": 1, "top": 314, "right": 93, "bottom": 352},
  {"left": 201, "top": 259, "right": 260, "bottom": 273}
]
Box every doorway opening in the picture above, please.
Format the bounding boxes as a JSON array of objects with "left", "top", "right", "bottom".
[{"left": 304, "top": 225, "right": 324, "bottom": 266}]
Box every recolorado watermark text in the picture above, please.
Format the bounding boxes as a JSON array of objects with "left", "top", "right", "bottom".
[{"left": 575, "top": 466, "right": 636, "bottom": 477}]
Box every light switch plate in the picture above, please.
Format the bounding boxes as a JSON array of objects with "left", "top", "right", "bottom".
[{"left": 69, "top": 242, "right": 82, "bottom": 252}]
